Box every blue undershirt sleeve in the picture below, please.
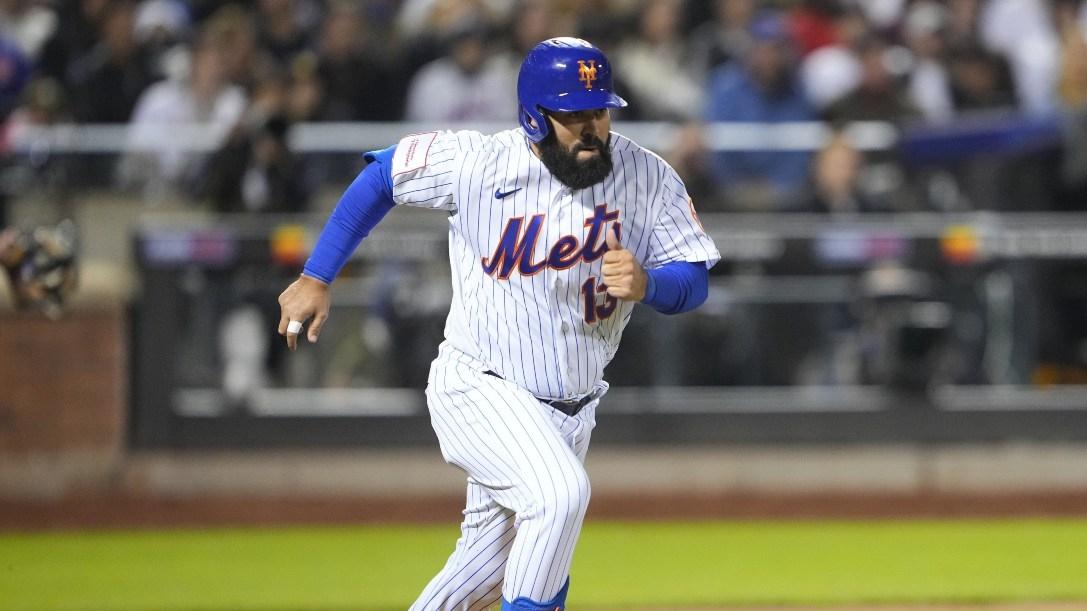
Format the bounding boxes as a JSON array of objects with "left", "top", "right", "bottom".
[
  {"left": 302, "top": 145, "right": 396, "bottom": 284},
  {"left": 640, "top": 261, "right": 709, "bottom": 314}
]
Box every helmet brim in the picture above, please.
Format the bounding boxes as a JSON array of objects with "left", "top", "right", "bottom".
[{"left": 539, "top": 89, "right": 628, "bottom": 113}]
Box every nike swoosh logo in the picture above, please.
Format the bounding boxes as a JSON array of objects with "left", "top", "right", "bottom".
[{"left": 494, "top": 187, "right": 522, "bottom": 199}]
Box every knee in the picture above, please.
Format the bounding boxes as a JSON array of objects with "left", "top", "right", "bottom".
[{"left": 536, "top": 464, "right": 592, "bottom": 525}]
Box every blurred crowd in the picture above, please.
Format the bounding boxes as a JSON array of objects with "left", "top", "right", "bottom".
[
  {"left": 3, "top": 0, "right": 1087, "bottom": 216},
  {"left": 4, "top": 0, "right": 1084, "bottom": 392}
]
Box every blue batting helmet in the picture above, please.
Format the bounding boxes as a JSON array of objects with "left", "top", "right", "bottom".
[{"left": 517, "top": 37, "right": 628, "bottom": 143}]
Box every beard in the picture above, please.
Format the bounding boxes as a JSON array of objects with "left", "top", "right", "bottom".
[{"left": 537, "top": 130, "right": 613, "bottom": 190}]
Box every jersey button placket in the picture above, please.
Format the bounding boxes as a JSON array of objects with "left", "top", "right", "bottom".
[
  {"left": 552, "top": 203, "right": 566, "bottom": 295},
  {"left": 552, "top": 188, "right": 574, "bottom": 394}
]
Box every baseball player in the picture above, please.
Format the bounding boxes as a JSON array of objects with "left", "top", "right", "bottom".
[{"left": 277, "top": 37, "right": 720, "bottom": 610}]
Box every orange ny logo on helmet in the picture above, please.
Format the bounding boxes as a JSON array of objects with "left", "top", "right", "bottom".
[{"left": 577, "top": 60, "right": 597, "bottom": 89}]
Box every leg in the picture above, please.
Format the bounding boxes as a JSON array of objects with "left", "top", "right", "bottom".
[
  {"left": 415, "top": 350, "right": 600, "bottom": 610},
  {"left": 496, "top": 396, "right": 597, "bottom": 606},
  {"left": 410, "top": 481, "right": 515, "bottom": 611},
  {"left": 498, "top": 403, "right": 597, "bottom": 611}
]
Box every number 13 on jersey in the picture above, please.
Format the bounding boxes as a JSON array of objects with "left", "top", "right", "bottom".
[{"left": 581, "top": 276, "right": 617, "bottom": 324}]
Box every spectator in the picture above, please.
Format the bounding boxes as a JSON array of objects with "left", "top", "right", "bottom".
[
  {"left": 133, "top": 0, "right": 192, "bottom": 82},
  {"left": 664, "top": 121, "right": 721, "bottom": 210},
  {"left": 0, "top": 35, "right": 30, "bottom": 122},
  {"left": 0, "top": 36, "right": 31, "bottom": 225},
  {"left": 0, "top": 0, "right": 57, "bottom": 61},
  {"left": 1059, "top": 2, "right": 1087, "bottom": 209},
  {"left": 799, "top": 6, "right": 867, "bottom": 111},
  {"left": 314, "top": 3, "right": 400, "bottom": 121},
  {"left": 946, "top": 0, "right": 981, "bottom": 47},
  {"left": 67, "top": 0, "right": 157, "bottom": 123},
  {"left": 5, "top": 76, "right": 81, "bottom": 197},
  {"left": 787, "top": 0, "right": 844, "bottom": 56},
  {"left": 616, "top": 0, "right": 703, "bottom": 121},
  {"left": 198, "top": 113, "right": 310, "bottom": 214},
  {"left": 817, "top": 31, "right": 916, "bottom": 212},
  {"left": 504, "top": 0, "right": 560, "bottom": 57},
  {"left": 5, "top": 76, "right": 66, "bottom": 133},
  {"left": 1056, "top": 0, "right": 1087, "bottom": 109},
  {"left": 492, "top": 0, "right": 560, "bottom": 89},
  {"left": 572, "top": 4, "right": 639, "bottom": 120},
  {"left": 687, "top": 0, "right": 758, "bottom": 82},
  {"left": 36, "top": 0, "right": 111, "bottom": 84},
  {"left": 568, "top": 0, "right": 628, "bottom": 40},
  {"left": 284, "top": 52, "right": 323, "bottom": 123},
  {"left": 404, "top": 17, "right": 516, "bottom": 122},
  {"left": 848, "top": 0, "right": 907, "bottom": 32},
  {"left": 396, "top": 0, "right": 513, "bottom": 40},
  {"left": 807, "top": 130, "right": 868, "bottom": 213},
  {"left": 824, "top": 34, "right": 918, "bottom": 123},
  {"left": 201, "top": 4, "right": 260, "bottom": 91},
  {"left": 704, "top": 11, "right": 815, "bottom": 210},
  {"left": 118, "top": 36, "right": 247, "bottom": 198},
  {"left": 903, "top": 1, "right": 954, "bottom": 123},
  {"left": 254, "top": 0, "right": 316, "bottom": 67},
  {"left": 134, "top": 0, "right": 189, "bottom": 43},
  {"left": 979, "top": 0, "right": 1060, "bottom": 114},
  {"left": 947, "top": 43, "right": 1017, "bottom": 113}
]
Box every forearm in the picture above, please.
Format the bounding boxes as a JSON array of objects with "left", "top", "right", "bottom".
[
  {"left": 640, "top": 260, "right": 709, "bottom": 314},
  {"left": 302, "top": 146, "right": 396, "bottom": 283}
]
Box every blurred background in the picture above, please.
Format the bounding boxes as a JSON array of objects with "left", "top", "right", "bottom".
[{"left": 3, "top": 0, "right": 1087, "bottom": 527}]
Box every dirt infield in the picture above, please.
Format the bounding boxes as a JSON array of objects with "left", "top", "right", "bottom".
[{"left": 2, "top": 490, "right": 1087, "bottom": 531}]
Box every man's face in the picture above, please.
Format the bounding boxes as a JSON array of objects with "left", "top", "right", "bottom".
[
  {"left": 548, "top": 108, "right": 611, "bottom": 160},
  {"left": 536, "top": 108, "right": 614, "bottom": 190}
]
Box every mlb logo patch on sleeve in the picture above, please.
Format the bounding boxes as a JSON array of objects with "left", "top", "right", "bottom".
[{"left": 393, "top": 131, "right": 439, "bottom": 176}]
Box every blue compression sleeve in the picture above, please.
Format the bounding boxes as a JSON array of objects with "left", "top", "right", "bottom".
[
  {"left": 302, "top": 145, "right": 396, "bottom": 283},
  {"left": 641, "top": 261, "right": 709, "bottom": 314}
]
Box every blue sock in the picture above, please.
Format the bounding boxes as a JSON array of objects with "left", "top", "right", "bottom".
[{"left": 501, "top": 578, "right": 570, "bottom": 610}]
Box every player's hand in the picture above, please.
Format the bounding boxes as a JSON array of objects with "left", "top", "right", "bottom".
[
  {"left": 602, "top": 225, "right": 647, "bottom": 301},
  {"left": 277, "top": 274, "right": 331, "bottom": 351}
]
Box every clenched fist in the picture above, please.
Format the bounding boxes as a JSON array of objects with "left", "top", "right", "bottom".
[{"left": 601, "top": 225, "right": 647, "bottom": 301}]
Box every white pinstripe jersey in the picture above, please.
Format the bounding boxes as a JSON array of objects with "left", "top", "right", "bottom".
[{"left": 390, "top": 128, "right": 721, "bottom": 400}]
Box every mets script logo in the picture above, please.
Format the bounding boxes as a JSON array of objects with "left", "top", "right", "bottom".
[
  {"left": 481, "top": 204, "right": 619, "bottom": 280},
  {"left": 578, "top": 60, "right": 597, "bottom": 89}
]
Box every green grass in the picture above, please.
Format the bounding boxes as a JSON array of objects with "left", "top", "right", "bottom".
[{"left": 1, "top": 519, "right": 1086, "bottom": 610}]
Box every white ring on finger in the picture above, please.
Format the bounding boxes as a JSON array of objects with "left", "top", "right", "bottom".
[{"left": 286, "top": 320, "right": 303, "bottom": 335}]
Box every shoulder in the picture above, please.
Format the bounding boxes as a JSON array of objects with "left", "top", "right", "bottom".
[
  {"left": 400, "top": 128, "right": 521, "bottom": 152},
  {"left": 390, "top": 128, "right": 522, "bottom": 175},
  {"left": 610, "top": 131, "right": 677, "bottom": 178},
  {"left": 434, "top": 128, "right": 527, "bottom": 161}
]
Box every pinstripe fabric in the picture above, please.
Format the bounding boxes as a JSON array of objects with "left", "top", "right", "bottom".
[
  {"left": 390, "top": 129, "right": 721, "bottom": 400},
  {"left": 410, "top": 344, "right": 598, "bottom": 610},
  {"left": 393, "top": 128, "right": 719, "bottom": 609}
]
